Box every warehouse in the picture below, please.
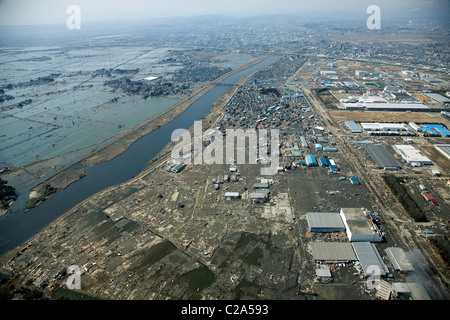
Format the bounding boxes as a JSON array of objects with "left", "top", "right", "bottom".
[
  {"left": 345, "top": 121, "right": 362, "bottom": 133},
  {"left": 310, "top": 242, "right": 357, "bottom": 262},
  {"left": 320, "top": 70, "right": 337, "bottom": 76},
  {"left": 249, "top": 193, "right": 268, "bottom": 203},
  {"left": 392, "top": 282, "right": 431, "bottom": 300},
  {"left": 385, "top": 247, "right": 415, "bottom": 272},
  {"left": 319, "top": 158, "right": 331, "bottom": 167},
  {"left": 224, "top": 192, "right": 240, "bottom": 200},
  {"left": 342, "top": 102, "right": 429, "bottom": 111},
  {"left": 361, "top": 123, "right": 410, "bottom": 131},
  {"left": 420, "top": 127, "right": 438, "bottom": 136},
  {"left": 364, "top": 144, "right": 402, "bottom": 170},
  {"left": 340, "top": 208, "right": 383, "bottom": 242},
  {"left": 305, "top": 155, "right": 318, "bottom": 167},
  {"left": 253, "top": 182, "right": 269, "bottom": 189},
  {"left": 408, "top": 122, "right": 421, "bottom": 132},
  {"left": 306, "top": 212, "right": 346, "bottom": 232},
  {"left": 340, "top": 208, "right": 370, "bottom": 222},
  {"left": 345, "top": 220, "right": 384, "bottom": 242},
  {"left": 424, "top": 92, "right": 450, "bottom": 103},
  {"left": 171, "top": 163, "right": 186, "bottom": 173},
  {"left": 351, "top": 242, "right": 388, "bottom": 277},
  {"left": 434, "top": 144, "right": 450, "bottom": 160},
  {"left": 422, "top": 124, "right": 450, "bottom": 137},
  {"left": 392, "top": 145, "right": 433, "bottom": 166},
  {"left": 329, "top": 159, "right": 339, "bottom": 171}
]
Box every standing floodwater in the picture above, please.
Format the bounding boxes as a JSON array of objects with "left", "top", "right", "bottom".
[{"left": 0, "top": 55, "right": 279, "bottom": 255}]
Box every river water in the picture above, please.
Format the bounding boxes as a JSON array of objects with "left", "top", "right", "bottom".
[{"left": 0, "top": 55, "right": 279, "bottom": 255}]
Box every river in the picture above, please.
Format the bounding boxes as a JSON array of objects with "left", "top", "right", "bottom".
[{"left": 0, "top": 55, "right": 279, "bottom": 255}]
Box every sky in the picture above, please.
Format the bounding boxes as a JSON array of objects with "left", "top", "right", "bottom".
[{"left": 0, "top": 0, "right": 448, "bottom": 26}]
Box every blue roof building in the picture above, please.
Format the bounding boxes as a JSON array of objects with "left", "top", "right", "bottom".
[
  {"left": 319, "top": 158, "right": 331, "bottom": 167},
  {"left": 305, "top": 155, "right": 318, "bottom": 167}
]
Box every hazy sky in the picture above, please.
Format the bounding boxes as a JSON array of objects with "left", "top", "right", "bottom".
[{"left": 0, "top": 0, "right": 448, "bottom": 26}]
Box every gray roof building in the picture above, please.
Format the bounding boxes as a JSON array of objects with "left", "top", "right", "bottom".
[
  {"left": 306, "top": 212, "right": 346, "bottom": 232},
  {"left": 351, "top": 242, "right": 388, "bottom": 277},
  {"left": 385, "top": 247, "right": 415, "bottom": 272},
  {"left": 364, "top": 144, "right": 402, "bottom": 170},
  {"left": 310, "top": 242, "right": 357, "bottom": 262},
  {"left": 345, "top": 121, "right": 362, "bottom": 133}
]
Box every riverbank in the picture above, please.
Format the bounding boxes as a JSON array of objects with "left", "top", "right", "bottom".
[{"left": 21, "top": 56, "right": 269, "bottom": 212}]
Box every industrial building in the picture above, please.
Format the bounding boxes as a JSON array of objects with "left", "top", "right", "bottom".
[
  {"left": 170, "top": 163, "right": 186, "bottom": 173},
  {"left": 315, "top": 266, "right": 333, "bottom": 283},
  {"left": 329, "top": 159, "right": 339, "bottom": 171},
  {"left": 319, "top": 70, "right": 337, "bottom": 76},
  {"left": 310, "top": 242, "right": 357, "bottom": 262},
  {"left": 434, "top": 144, "right": 450, "bottom": 160},
  {"left": 408, "top": 122, "right": 421, "bottom": 132},
  {"left": 340, "top": 208, "right": 369, "bottom": 222},
  {"left": 345, "top": 121, "right": 362, "bottom": 133},
  {"left": 364, "top": 144, "right": 402, "bottom": 170},
  {"left": 319, "top": 158, "right": 331, "bottom": 167},
  {"left": 385, "top": 247, "right": 415, "bottom": 272},
  {"left": 424, "top": 92, "right": 450, "bottom": 103},
  {"left": 361, "top": 123, "right": 410, "bottom": 132},
  {"left": 224, "top": 192, "right": 240, "bottom": 200},
  {"left": 342, "top": 102, "right": 430, "bottom": 111},
  {"left": 249, "top": 193, "right": 268, "bottom": 203},
  {"left": 305, "top": 155, "right": 318, "bottom": 167},
  {"left": 392, "top": 145, "right": 433, "bottom": 166},
  {"left": 306, "top": 212, "right": 346, "bottom": 232},
  {"left": 345, "top": 221, "right": 384, "bottom": 242},
  {"left": 351, "top": 242, "right": 388, "bottom": 277},
  {"left": 421, "top": 124, "right": 450, "bottom": 137},
  {"left": 253, "top": 182, "right": 269, "bottom": 189},
  {"left": 392, "top": 282, "right": 431, "bottom": 300},
  {"left": 340, "top": 208, "right": 383, "bottom": 242}
]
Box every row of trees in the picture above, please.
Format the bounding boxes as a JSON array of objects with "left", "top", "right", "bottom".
[{"left": 382, "top": 175, "right": 428, "bottom": 222}]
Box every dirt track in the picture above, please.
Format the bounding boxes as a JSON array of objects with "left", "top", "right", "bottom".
[{"left": 329, "top": 110, "right": 450, "bottom": 127}]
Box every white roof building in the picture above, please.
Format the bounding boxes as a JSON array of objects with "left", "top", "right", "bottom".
[
  {"left": 340, "top": 208, "right": 383, "bottom": 242},
  {"left": 361, "top": 123, "right": 410, "bottom": 131},
  {"left": 392, "top": 145, "right": 433, "bottom": 166}
]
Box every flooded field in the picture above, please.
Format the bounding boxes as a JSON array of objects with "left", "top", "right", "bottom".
[
  {"left": 0, "top": 45, "right": 261, "bottom": 218},
  {"left": 0, "top": 46, "right": 183, "bottom": 168}
]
